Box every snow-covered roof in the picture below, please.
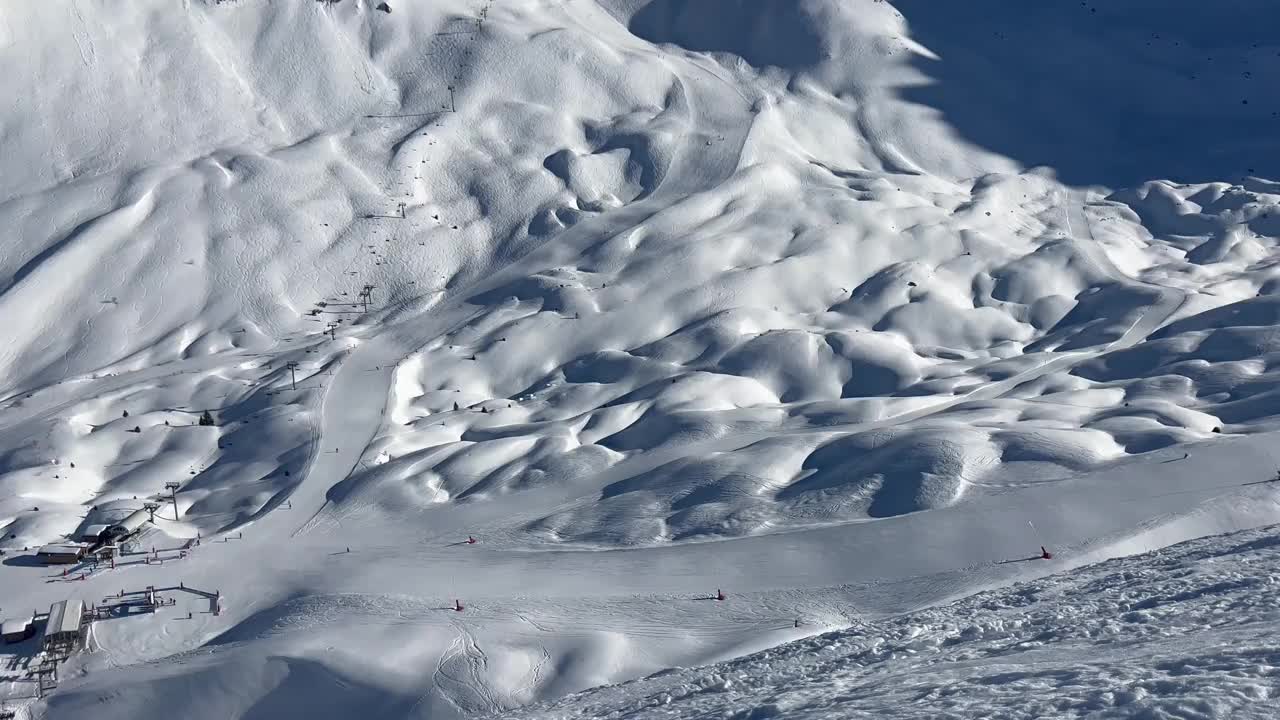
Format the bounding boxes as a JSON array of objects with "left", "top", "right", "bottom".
[
  {"left": 47, "top": 599, "right": 82, "bottom": 636},
  {"left": 107, "top": 509, "right": 151, "bottom": 534},
  {"left": 80, "top": 524, "right": 109, "bottom": 540},
  {"left": 37, "top": 543, "right": 88, "bottom": 556},
  {"left": 1, "top": 616, "right": 32, "bottom": 635}
]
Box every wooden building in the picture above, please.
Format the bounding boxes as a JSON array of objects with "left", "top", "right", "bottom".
[{"left": 36, "top": 543, "right": 88, "bottom": 565}]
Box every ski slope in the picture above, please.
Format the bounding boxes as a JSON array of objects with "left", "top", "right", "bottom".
[
  {"left": 2, "top": 0, "right": 1280, "bottom": 718},
  {"left": 507, "top": 523, "right": 1280, "bottom": 720}
]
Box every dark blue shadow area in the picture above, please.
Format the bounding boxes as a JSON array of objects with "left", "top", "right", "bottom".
[
  {"left": 628, "top": 0, "right": 824, "bottom": 69},
  {"left": 893, "top": 0, "right": 1280, "bottom": 186}
]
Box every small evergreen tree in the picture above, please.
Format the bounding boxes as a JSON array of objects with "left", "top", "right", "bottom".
[{"left": 199, "top": 410, "right": 215, "bottom": 426}]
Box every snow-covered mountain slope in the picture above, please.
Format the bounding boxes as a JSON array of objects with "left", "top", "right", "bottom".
[
  {"left": 506, "top": 523, "right": 1280, "bottom": 720},
  {"left": 2, "top": 0, "right": 1280, "bottom": 717}
]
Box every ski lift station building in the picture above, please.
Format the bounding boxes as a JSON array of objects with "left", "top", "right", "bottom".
[
  {"left": 105, "top": 508, "right": 151, "bottom": 541},
  {"left": 43, "top": 599, "right": 84, "bottom": 653}
]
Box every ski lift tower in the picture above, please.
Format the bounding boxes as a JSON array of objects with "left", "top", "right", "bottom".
[
  {"left": 164, "top": 482, "right": 181, "bottom": 520},
  {"left": 143, "top": 502, "right": 161, "bottom": 523},
  {"left": 358, "top": 285, "right": 376, "bottom": 314}
]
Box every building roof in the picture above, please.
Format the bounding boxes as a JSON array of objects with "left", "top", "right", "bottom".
[
  {"left": 80, "top": 524, "right": 109, "bottom": 541},
  {"left": 1, "top": 616, "right": 32, "bottom": 635},
  {"left": 47, "top": 601, "right": 67, "bottom": 636},
  {"left": 107, "top": 508, "right": 151, "bottom": 534},
  {"left": 46, "top": 599, "right": 82, "bottom": 636},
  {"left": 37, "top": 543, "right": 88, "bottom": 556}
]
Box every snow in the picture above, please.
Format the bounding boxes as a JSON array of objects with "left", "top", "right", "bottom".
[
  {"left": 506, "top": 524, "right": 1280, "bottom": 720},
  {"left": 1, "top": 0, "right": 1279, "bottom": 717},
  {"left": 0, "top": 617, "right": 33, "bottom": 638}
]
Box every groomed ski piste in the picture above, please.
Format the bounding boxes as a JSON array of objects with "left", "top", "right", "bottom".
[
  {"left": 1, "top": 1, "right": 1279, "bottom": 718},
  {"left": 506, "top": 524, "right": 1280, "bottom": 720}
]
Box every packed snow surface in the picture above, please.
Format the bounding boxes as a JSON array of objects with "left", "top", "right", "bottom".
[
  {"left": 2, "top": 0, "right": 1279, "bottom": 718},
  {"left": 507, "top": 524, "right": 1280, "bottom": 720}
]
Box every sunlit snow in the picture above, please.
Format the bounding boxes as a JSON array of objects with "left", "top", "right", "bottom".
[{"left": 2, "top": 1, "right": 1279, "bottom": 718}]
